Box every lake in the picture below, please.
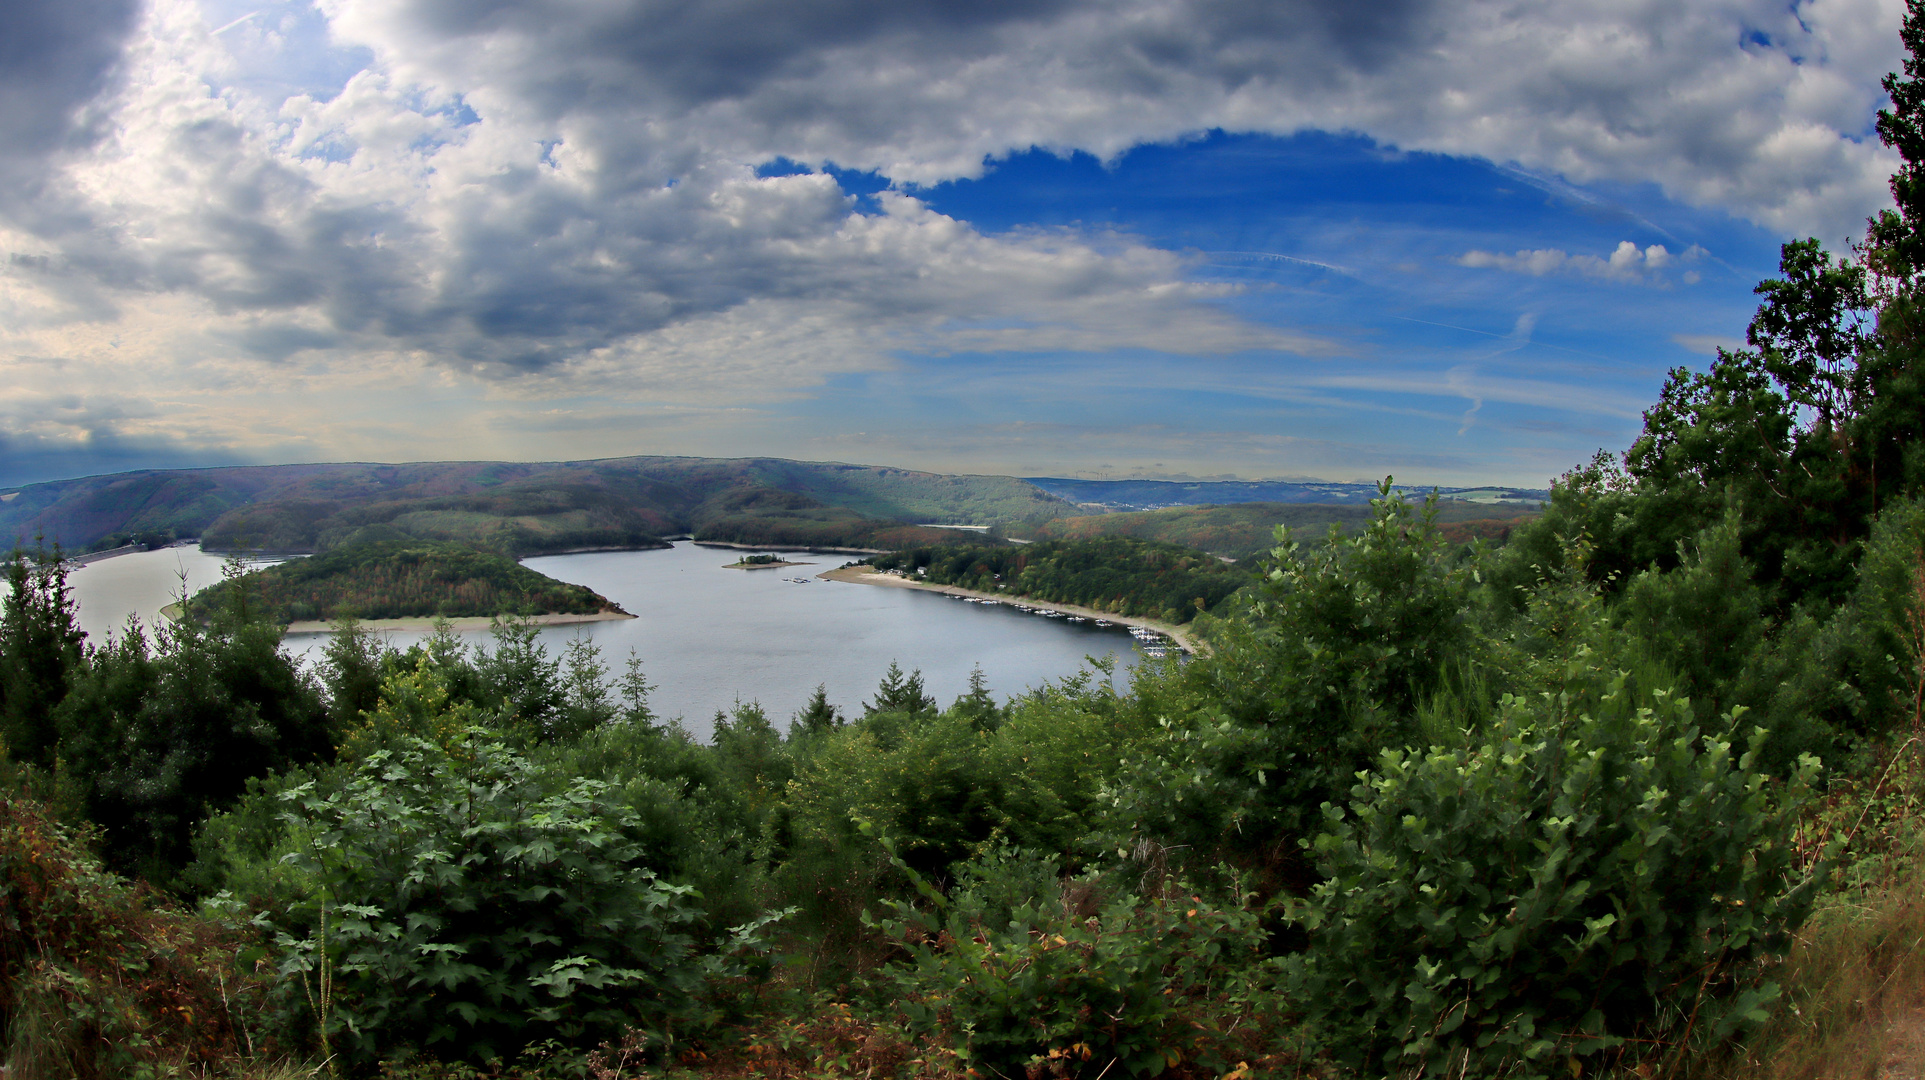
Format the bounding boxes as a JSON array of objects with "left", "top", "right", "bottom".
[{"left": 64, "top": 542, "right": 1154, "bottom": 738}]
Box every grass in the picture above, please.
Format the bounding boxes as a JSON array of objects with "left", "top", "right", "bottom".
[{"left": 1694, "top": 736, "right": 1925, "bottom": 1080}]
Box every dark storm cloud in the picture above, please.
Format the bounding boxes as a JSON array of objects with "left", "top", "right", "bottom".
[
  {"left": 0, "top": 431, "right": 248, "bottom": 489},
  {"left": 0, "top": 0, "right": 142, "bottom": 163},
  {"left": 377, "top": 0, "right": 1433, "bottom": 115}
]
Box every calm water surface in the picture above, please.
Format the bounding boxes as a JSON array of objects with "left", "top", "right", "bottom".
[{"left": 66, "top": 543, "right": 1151, "bottom": 739}]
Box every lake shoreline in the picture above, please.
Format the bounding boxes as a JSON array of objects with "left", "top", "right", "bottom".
[
  {"left": 695, "top": 540, "right": 889, "bottom": 555},
  {"left": 817, "top": 566, "right": 1205, "bottom": 655},
  {"left": 75, "top": 543, "right": 1154, "bottom": 739},
  {"left": 281, "top": 610, "right": 636, "bottom": 634}
]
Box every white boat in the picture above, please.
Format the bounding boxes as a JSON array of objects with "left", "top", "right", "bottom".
[
  {"left": 1094, "top": 620, "right": 1112, "bottom": 627},
  {"left": 1067, "top": 616, "right": 1088, "bottom": 623}
]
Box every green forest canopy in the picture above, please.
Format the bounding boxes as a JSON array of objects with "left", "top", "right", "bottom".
[
  {"left": 184, "top": 537, "right": 620, "bottom": 624},
  {"left": 1014, "top": 500, "right": 1539, "bottom": 561},
  {"left": 869, "top": 536, "right": 1254, "bottom": 624},
  {"left": 0, "top": 455, "right": 1083, "bottom": 557}
]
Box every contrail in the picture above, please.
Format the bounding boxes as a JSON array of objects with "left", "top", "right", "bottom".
[
  {"left": 1201, "top": 251, "right": 1362, "bottom": 281},
  {"left": 1387, "top": 314, "right": 1621, "bottom": 364},
  {"left": 212, "top": 11, "right": 260, "bottom": 35}
]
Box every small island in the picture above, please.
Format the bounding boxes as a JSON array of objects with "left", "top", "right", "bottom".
[
  {"left": 184, "top": 538, "right": 633, "bottom": 628},
  {"left": 725, "top": 553, "right": 811, "bottom": 570}
]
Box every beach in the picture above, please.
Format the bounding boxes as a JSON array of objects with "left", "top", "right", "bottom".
[
  {"left": 273, "top": 610, "right": 634, "bottom": 634},
  {"left": 817, "top": 565, "right": 1205, "bottom": 655}
]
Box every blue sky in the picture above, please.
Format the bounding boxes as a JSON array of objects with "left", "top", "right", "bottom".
[
  {"left": 0, "top": 0, "right": 1904, "bottom": 489},
  {"left": 781, "top": 134, "right": 1794, "bottom": 483}
]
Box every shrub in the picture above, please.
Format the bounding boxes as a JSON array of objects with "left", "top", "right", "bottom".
[
  {"left": 233, "top": 729, "right": 786, "bottom": 1067},
  {"left": 1106, "top": 482, "right": 1470, "bottom": 860},
  {"left": 1291, "top": 678, "right": 1818, "bottom": 1078},
  {"left": 869, "top": 842, "right": 1279, "bottom": 1079},
  {"left": 0, "top": 795, "right": 266, "bottom": 1078}
]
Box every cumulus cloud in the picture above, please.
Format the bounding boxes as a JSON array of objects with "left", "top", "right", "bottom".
[
  {"left": 318, "top": 0, "right": 1902, "bottom": 237},
  {"left": 0, "top": 0, "right": 1907, "bottom": 478},
  {"left": 1457, "top": 241, "right": 1709, "bottom": 284},
  {"left": 0, "top": 0, "right": 142, "bottom": 200},
  {"left": 1673, "top": 332, "right": 1749, "bottom": 354}
]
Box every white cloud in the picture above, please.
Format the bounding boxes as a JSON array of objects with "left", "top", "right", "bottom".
[
  {"left": 313, "top": 0, "right": 1902, "bottom": 239},
  {"left": 1672, "top": 332, "right": 1748, "bottom": 354},
  {"left": 1456, "top": 241, "right": 1709, "bottom": 283},
  {"left": 0, "top": 0, "right": 1908, "bottom": 478}
]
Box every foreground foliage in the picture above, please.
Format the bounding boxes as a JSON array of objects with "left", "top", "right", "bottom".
[
  {"left": 1295, "top": 682, "right": 1815, "bottom": 1077},
  {"left": 0, "top": 796, "right": 264, "bottom": 1078}
]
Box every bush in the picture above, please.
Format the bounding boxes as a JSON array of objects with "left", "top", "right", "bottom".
[
  {"left": 869, "top": 842, "right": 1279, "bottom": 1079},
  {"left": 229, "top": 728, "right": 785, "bottom": 1066},
  {"left": 1290, "top": 678, "right": 1818, "bottom": 1078},
  {"left": 1107, "top": 482, "right": 1470, "bottom": 860},
  {"left": 0, "top": 795, "right": 265, "bottom": 1078}
]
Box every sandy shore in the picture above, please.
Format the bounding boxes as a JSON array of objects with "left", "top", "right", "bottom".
[
  {"left": 817, "top": 566, "right": 1205, "bottom": 655},
  {"left": 280, "top": 610, "right": 636, "bottom": 634}
]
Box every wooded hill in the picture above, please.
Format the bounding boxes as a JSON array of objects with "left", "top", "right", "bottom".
[
  {"left": 1025, "top": 475, "right": 1547, "bottom": 510},
  {"left": 1014, "top": 500, "right": 1541, "bottom": 561},
  {"left": 185, "top": 537, "right": 622, "bottom": 623},
  {"left": 0, "top": 456, "right": 1081, "bottom": 557},
  {"left": 870, "top": 535, "right": 1254, "bottom": 623}
]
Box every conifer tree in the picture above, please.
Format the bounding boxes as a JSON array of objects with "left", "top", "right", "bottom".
[
  {"left": 0, "top": 545, "right": 85, "bottom": 766},
  {"left": 866, "top": 661, "right": 935, "bottom": 717},
  {"left": 949, "top": 665, "right": 1003, "bottom": 732},
  {"left": 791, "top": 683, "right": 844, "bottom": 735}
]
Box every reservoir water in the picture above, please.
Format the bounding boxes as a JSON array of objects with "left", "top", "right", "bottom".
[{"left": 65, "top": 542, "right": 1152, "bottom": 739}]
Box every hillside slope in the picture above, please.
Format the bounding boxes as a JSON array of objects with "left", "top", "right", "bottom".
[
  {"left": 0, "top": 457, "right": 1080, "bottom": 555},
  {"left": 1024, "top": 476, "right": 1548, "bottom": 510},
  {"left": 1020, "top": 501, "right": 1541, "bottom": 560}
]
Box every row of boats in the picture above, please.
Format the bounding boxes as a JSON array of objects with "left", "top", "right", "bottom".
[{"left": 944, "top": 593, "right": 1184, "bottom": 657}]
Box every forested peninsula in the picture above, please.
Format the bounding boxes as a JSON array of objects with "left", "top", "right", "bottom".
[
  {"left": 11, "top": 13, "right": 1925, "bottom": 1078},
  {"left": 867, "top": 535, "right": 1253, "bottom": 624},
  {"left": 183, "top": 538, "right": 626, "bottom": 625}
]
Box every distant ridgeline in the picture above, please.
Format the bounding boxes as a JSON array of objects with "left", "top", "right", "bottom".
[
  {"left": 1024, "top": 477, "right": 1548, "bottom": 512},
  {"left": 0, "top": 456, "right": 1081, "bottom": 557},
  {"left": 868, "top": 536, "right": 1253, "bottom": 624},
  {"left": 1015, "top": 500, "right": 1542, "bottom": 562},
  {"left": 185, "top": 538, "right": 620, "bottom": 624}
]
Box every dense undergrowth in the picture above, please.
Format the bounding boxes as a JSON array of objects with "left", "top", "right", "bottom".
[{"left": 9, "top": 8, "right": 1925, "bottom": 1077}]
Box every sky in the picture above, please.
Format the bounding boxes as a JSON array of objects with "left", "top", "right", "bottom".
[{"left": 0, "top": 0, "right": 1906, "bottom": 490}]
